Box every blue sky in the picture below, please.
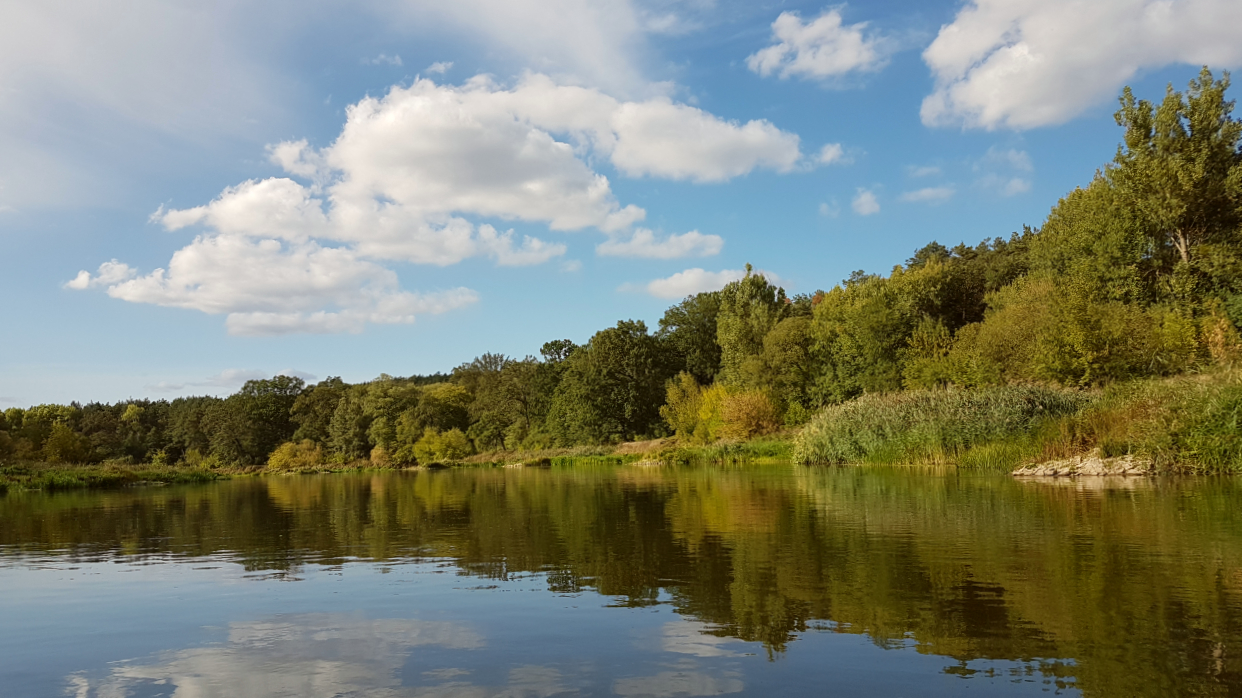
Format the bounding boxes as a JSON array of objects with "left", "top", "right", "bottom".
[{"left": 3, "top": 0, "right": 1241, "bottom": 406}]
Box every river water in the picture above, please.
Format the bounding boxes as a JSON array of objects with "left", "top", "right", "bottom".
[{"left": 1, "top": 465, "right": 1240, "bottom": 697}]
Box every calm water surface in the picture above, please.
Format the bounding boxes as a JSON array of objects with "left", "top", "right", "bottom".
[{"left": 2, "top": 465, "right": 1240, "bottom": 697}]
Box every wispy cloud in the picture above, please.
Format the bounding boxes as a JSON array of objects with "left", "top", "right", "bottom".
[
  {"left": 363, "top": 53, "right": 403, "bottom": 66},
  {"left": 597, "top": 229, "right": 723, "bottom": 259},
  {"left": 899, "top": 186, "right": 955, "bottom": 204},
  {"left": 146, "top": 368, "right": 316, "bottom": 393},
  {"left": 852, "top": 188, "right": 879, "bottom": 216},
  {"left": 974, "top": 147, "right": 1033, "bottom": 196}
]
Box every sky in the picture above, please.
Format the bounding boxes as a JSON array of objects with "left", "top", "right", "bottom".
[{"left": 3, "top": 0, "right": 1242, "bottom": 406}]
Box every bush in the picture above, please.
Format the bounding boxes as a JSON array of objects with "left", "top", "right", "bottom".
[
  {"left": 720, "top": 390, "right": 779, "bottom": 440},
  {"left": 412, "top": 428, "right": 472, "bottom": 464},
  {"left": 370, "top": 445, "right": 393, "bottom": 467},
  {"left": 267, "top": 440, "right": 325, "bottom": 471},
  {"left": 793, "top": 385, "right": 1088, "bottom": 465},
  {"left": 660, "top": 372, "right": 703, "bottom": 440}
]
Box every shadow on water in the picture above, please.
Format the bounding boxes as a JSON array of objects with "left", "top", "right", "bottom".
[{"left": 2, "top": 464, "right": 1241, "bottom": 696}]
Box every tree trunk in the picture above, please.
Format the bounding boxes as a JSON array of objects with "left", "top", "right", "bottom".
[{"left": 1172, "top": 229, "right": 1190, "bottom": 264}]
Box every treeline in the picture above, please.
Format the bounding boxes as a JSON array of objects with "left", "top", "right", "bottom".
[{"left": 2, "top": 68, "right": 1241, "bottom": 468}]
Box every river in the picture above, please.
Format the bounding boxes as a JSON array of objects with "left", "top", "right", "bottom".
[{"left": 1, "top": 464, "right": 1239, "bottom": 696}]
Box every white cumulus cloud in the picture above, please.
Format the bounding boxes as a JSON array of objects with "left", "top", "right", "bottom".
[
  {"left": 748, "top": 9, "right": 888, "bottom": 80},
  {"left": 73, "top": 74, "right": 805, "bottom": 334},
  {"left": 852, "top": 188, "right": 880, "bottom": 215},
  {"left": 597, "top": 229, "right": 723, "bottom": 259},
  {"left": 638, "top": 268, "right": 747, "bottom": 299},
  {"left": 477, "top": 225, "right": 568, "bottom": 266},
  {"left": 817, "top": 143, "right": 847, "bottom": 165},
  {"left": 922, "top": 0, "right": 1242, "bottom": 130},
  {"left": 89, "top": 235, "right": 477, "bottom": 336},
  {"left": 64, "top": 260, "right": 136, "bottom": 290}
]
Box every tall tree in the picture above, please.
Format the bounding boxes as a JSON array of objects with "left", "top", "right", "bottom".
[
  {"left": 717, "top": 265, "right": 790, "bottom": 387},
  {"left": 1110, "top": 67, "right": 1242, "bottom": 266}
]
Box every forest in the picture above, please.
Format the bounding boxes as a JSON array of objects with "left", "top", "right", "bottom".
[{"left": 2, "top": 68, "right": 1241, "bottom": 473}]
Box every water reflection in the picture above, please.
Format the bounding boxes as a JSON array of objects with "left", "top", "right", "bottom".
[
  {"left": 1, "top": 465, "right": 1240, "bottom": 696},
  {"left": 72, "top": 615, "right": 482, "bottom": 698}
]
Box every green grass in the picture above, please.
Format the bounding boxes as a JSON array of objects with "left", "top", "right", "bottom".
[
  {"left": 792, "top": 386, "right": 1089, "bottom": 468},
  {"left": 0, "top": 461, "right": 220, "bottom": 491},
  {"left": 658, "top": 436, "right": 794, "bottom": 466},
  {"left": 1028, "top": 371, "right": 1242, "bottom": 473},
  {"left": 791, "top": 372, "right": 1242, "bottom": 473}
]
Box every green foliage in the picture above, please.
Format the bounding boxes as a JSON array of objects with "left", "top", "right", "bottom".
[
  {"left": 716, "top": 265, "right": 790, "bottom": 387},
  {"left": 658, "top": 291, "right": 723, "bottom": 385},
  {"left": 1109, "top": 67, "right": 1242, "bottom": 267},
  {"left": 810, "top": 235, "right": 1032, "bottom": 403},
  {"left": 659, "top": 372, "right": 704, "bottom": 441},
  {"left": 328, "top": 386, "right": 373, "bottom": 461},
  {"left": 412, "top": 428, "right": 472, "bottom": 464},
  {"left": 41, "top": 423, "right": 92, "bottom": 463},
  {"left": 547, "top": 320, "right": 676, "bottom": 444},
  {"left": 291, "top": 377, "right": 347, "bottom": 443},
  {"left": 267, "top": 440, "right": 326, "bottom": 471}
]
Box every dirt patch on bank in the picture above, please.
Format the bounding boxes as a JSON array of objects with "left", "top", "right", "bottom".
[{"left": 613, "top": 438, "right": 672, "bottom": 455}]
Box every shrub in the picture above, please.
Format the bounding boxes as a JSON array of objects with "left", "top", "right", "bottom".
[
  {"left": 720, "top": 390, "right": 780, "bottom": 440},
  {"left": 1042, "top": 371, "right": 1242, "bottom": 473},
  {"left": 695, "top": 385, "right": 729, "bottom": 443},
  {"left": 370, "top": 445, "right": 393, "bottom": 467},
  {"left": 660, "top": 372, "right": 704, "bottom": 441},
  {"left": 267, "top": 440, "right": 325, "bottom": 471},
  {"left": 412, "top": 428, "right": 472, "bottom": 464}
]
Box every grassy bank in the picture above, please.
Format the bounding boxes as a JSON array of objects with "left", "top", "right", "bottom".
[
  {"left": 461, "top": 435, "right": 794, "bottom": 469},
  {"left": 0, "top": 462, "right": 221, "bottom": 492},
  {"left": 792, "top": 371, "right": 1242, "bottom": 473}
]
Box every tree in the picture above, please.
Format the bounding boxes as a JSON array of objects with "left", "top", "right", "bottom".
[
  {"left": 658, "top": 291, "right": 724, "bottom": 385},
  {"left": 167, "top": 396, "right": 222, "bottom": 461},
  {"left": 41, "top": 423, "right": 91, "bottom": 463},
  {"left": 1110, "top": 67, "right": 1242, "bottom": 267},
  {"left": 540, "top": 339, "right": 577, "bottom": 363},
  {"left": 329, "top": 385, "right": 374, "bottom": 461},
  {"left": 291, "top": 377, "right": 348, "bottom": 444},
  {"left": 548, "top": 320, "right": 677, "bottom": 444},
  {"left": 717, "top": 265, "right": 790, "bottom": 387}
]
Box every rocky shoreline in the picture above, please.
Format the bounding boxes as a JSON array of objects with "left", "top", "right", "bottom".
[{"left": 1012, "top": 450, "right": 1152, "bottom": 477}]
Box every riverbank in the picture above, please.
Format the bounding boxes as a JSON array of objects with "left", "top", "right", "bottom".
[
  {"left": 0, "top": 436, "right": 798, "bottom": 492},
  {"left": 793, "top": 370, "right": 1242, "bottom": 474},
  {"left": 0, "top": 462, "right": 221, "bottom": 492}
]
